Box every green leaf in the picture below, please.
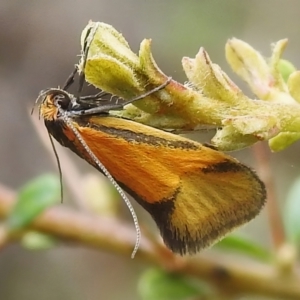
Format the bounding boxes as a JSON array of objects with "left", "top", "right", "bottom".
[
  {"left": 277, "top": 59, "right": 296, "bottom": 82},
  {"left": 214, "top": 234, "right": 272, "bottom": 262},
  {"left": 138, "top": 268, "right": 205, "bottom": 300},
  {"left": 21, "top": 231, "right": 57, "bottom": 250},
  {"left": 284, "top": 177, "right": 300, "bottom": 244},
  {"left": 6, "top": 174, "right": 60, "bottom": 231}
]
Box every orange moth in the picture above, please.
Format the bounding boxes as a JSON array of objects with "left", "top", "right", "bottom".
[{"left": 35, "top": 25, "right": 266, "bottom": 257}]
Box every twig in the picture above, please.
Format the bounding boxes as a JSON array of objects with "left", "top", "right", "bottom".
[
  {"left": 0, "top": 184, "right": 299, "bottom": 299},
  {"left": 252, "top": 143, "right": 286, "bottom": 249}
]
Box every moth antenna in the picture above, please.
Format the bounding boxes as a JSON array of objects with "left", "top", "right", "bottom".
[
  {"left": 31, "top": 90, "right": 50, "bottom": 115},
  {"left": 57, "top": 106, "right": 140, "bottom": 258},
  {"left": 48, "top": 133, "right": 64, "bottom": 203}
]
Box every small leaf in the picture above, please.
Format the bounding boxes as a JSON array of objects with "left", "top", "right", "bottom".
[
  {"left": 7, "top": 174, "right": 60, "bottom": 231},
  {"left": 21, "top": 231, "right": 57, "bottom": 250},
  {"left": 214, "top": 234, "right": 272, "bottom": 262},
  {"left": 269, "top": 132, "right": 300, "bottom": 152},
  {"left": 138, "top": 268, "right": 205, "bottom": 300},
  {"left": 283, "top": 177, "right": 300, "bottom": 245},
  {"left": 82, "top": 173, "right": 120, "bottom": 216},
  {"left": 287, "top": 70, "right": 300, "bottom": 103},
  {"left": 278, "top": 59, "right": 296, "bottom": 82},
  {"left": 226, "top": 38, "right": 271, "bottom": 99}
]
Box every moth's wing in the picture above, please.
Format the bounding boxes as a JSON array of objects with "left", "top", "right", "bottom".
[
  {"left": 57, "top": 119, "right": 266, "bottom": 255},
  {"left": 139, "top": 159, "right": 266, "bottom": 255}
]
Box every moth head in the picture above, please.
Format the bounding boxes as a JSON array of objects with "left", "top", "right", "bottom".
[{"left": 34, "top": 89, "right": 77, "bottom": 121}]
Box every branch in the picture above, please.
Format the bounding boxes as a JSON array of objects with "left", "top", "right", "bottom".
[{"left": 0, "top": 184, "right": 299, "bottom": 299}]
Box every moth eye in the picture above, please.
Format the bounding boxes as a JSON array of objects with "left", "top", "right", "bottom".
[{"left": 53, "top": 94, "right": 70, "bottom": 110}]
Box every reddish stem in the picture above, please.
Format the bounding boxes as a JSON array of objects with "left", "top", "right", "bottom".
[{"left": 252, "top": 143, "right": 285, "bottom": 249}]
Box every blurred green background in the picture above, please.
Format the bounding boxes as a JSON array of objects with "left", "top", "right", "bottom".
[{"left": 1, "top": 1, "right": 300, "bottom": 299}]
